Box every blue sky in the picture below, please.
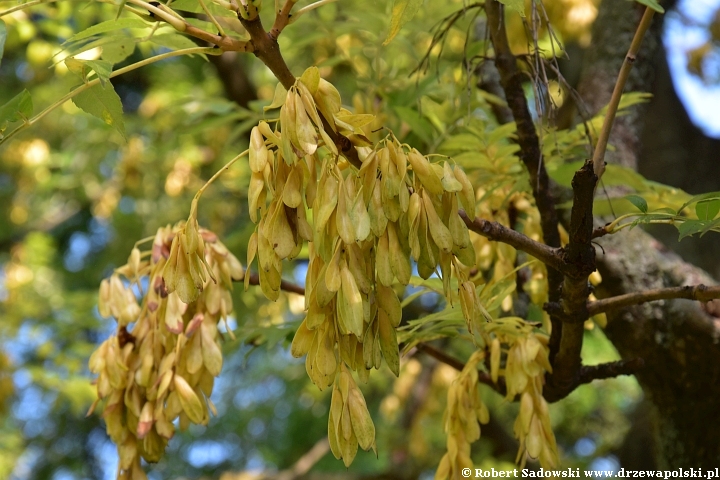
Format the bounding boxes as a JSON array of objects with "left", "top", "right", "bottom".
[{"left": 665, "top": 0, "right": 720, "bottom": 138}]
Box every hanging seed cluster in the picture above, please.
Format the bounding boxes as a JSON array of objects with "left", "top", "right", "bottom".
[
  {"left": 435, "top": 351, "right": 490, "bottom": 480},
  {"left": 89, "top": 66, "right": 560, "bottom": 475},
  {"left": 488, "top": 318, "right": 559, "bottom": 468},
  {"left": 245, "top": 67, "right": 486, "bottom": 464},
  {"left": 88, "top": 220, "right": 242, "bottom": 479}
]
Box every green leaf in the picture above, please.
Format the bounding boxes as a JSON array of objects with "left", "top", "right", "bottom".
[
  {"left": 72, "top": 84, "right": 126, "bottom": 139},
  {"left": 100, "top": 37, "right": 136, "bottom": 64},
  {"left": 383, "top": 0, "right": 422, "bottom": 46},
  {"left": 677, "top": 219, "right": 705, "bottom": 240},
  {"left": 626, "top": 194, "right": 648, "bottom": 213},
  {"left": 149, "top": 33, "right": 203, "bottom": 53},
  {"left": 696, "top": 199, "right": 720, "bottom": 221},
  {"left": 170, "top": 0, "right": 237, "bottom": 17},
  {"left": 394, "top": 106, "right": 434, "bottom": 141},
  {"left": 0, "top": 90, "right": 33, "bottom": 134},
  {"left": 633, "top": 0, "right": 665, "bottom": 13},
  {"left": 498, "top": 0, "right": 525, "bottom": 16},
  {"left": 84, "top": 60, "right": 113, "bottom": 87},
  {"left": 64, "top": 18, "right": 149, "bottom": 44},
  {"left": 0, "top": 20, "right": 6, "bottom": 68},
  {"left": 678, "top": 191, "right": 720, "bottom": 214}
]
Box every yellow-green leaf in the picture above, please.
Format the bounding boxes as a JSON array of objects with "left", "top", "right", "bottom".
[
  {"left": 383, "top": 0, "right": 422, "bottom": 46},
  {"left": 634, "top": 0, "right": 664, "bottom": 13},
  {"left": 72, "top": 83, "right": 126, "bottom": 140},
  {"left": 0, "top": 89, "right": 32, "bottom": 134},
  {"left": 498, "top": 0, "right": 525, "bottom": 16}
]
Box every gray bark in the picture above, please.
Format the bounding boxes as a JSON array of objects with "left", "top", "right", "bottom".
[{"left": 575, "top": 0, "right": 720, "bottom": 467}]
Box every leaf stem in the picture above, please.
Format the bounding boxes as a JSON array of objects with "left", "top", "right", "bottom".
[
  {"left": 0, "top": 47, "right": 219, "bottom": 146},
  {"left": 289, "top": 0, "right": 338, "bottom": 24},
  {"left": 194, "top": 148, "right": 250, "bottom": 202},
  {"left": 198, "top": 0, "right": 226, "bottom": 37}
]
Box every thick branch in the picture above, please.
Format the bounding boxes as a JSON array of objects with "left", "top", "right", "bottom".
[
  {"left": 460, "top": 210, "right": 567, "bottom": 275},
  {"left": 587, "top": 284, "right": 720, "bottom": 317},
  {"left": 545, "top": 160, "right": 597, "bottom": 402}
]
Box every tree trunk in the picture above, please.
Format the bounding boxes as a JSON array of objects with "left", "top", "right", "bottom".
[{"left": 576, "top": 0, "right": 720, "bottom": 467}]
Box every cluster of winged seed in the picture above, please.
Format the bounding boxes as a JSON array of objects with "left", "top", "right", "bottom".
[
  {"left": 487, "top": 318, "right": 558, "bottom": 468},
  {"left": 89, "top": 221, "right": 242, "bottom": 479},
  {"left": 328, "top": 364, "right": 377, "bottom": 466},
  {"left": 435, "top": 351, "right": 490, "bottom": 480},
  {"left": 245, "top": 67, "right": 488, "bottom": 466}
]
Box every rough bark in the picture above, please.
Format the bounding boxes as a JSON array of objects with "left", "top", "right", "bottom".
[{"left": 577, "top": 0, "right": 720, "bottom": 467}]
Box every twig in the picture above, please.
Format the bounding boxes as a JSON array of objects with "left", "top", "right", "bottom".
[
  {"left": 273, "top": 437, "right": 329, "bottom": 480},
  {"left": 197, "top": 0, "right": 226, "bottom": 37},
  {"left": 236, "top": 12, "right": 362, "bottom": 169},
  {"left": 289, "top": 0, "right": 338, "bottom": 25},
  {"left": 459, "top": 210, "right": 568, "bottom": 275},
  {"left": 269, "top": 0, "right": 298, "bottom": 39},
  {"left": 591, "top": 7, "right": 656, "bottom": 179},
  {"left": 415, "top": 343, "right": 465, "bottom": 371},
  {"left": 578, "top": 358, "right": 644, "bottom": 385},
  {"left": 415, "top": 344, "right": 505, "bottom": 394},
  {"left": 244, "top": 271, "right": 306, "bottom": 296},
  {"left": 587, "top": 284, "right": 720, "bottom": 317},
  {"left": 126, "top": 0, "right": 251, "bottom": 51},
  {"left": 0, "top": 47, "right": 221, "bottom": 146}
]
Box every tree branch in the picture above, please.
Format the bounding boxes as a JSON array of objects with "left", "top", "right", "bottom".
[
  {"left": 578, "top": 358, "right": 644, "bottom": 385},
  {"left": 415, "top": 343, "right": 503, "bottom": 393},
  {"left": 244, "top": 271, "right": 306, "bottom": 296},
  {"left": 544, "top": 160, "right": 597, "bottom": 402},
  {"left": 460, "top": 210, "right": 567, "bottom": 275},
  {"left": 237, "top": 11, "right": 362, "bottom": 168},
  {"left": 587, "top": 284, "right": 720, "bottom": 317},
  {"left": 269, "top": 0, "right": 297, "bottom": 39},
  {"left": 484, "top": 0, "right": 564, "bottom": 363},
  {"left": 483, "top": 1, "right": 561, "bottom": 252}
]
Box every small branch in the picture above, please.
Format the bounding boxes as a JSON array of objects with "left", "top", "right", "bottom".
[
  {"left": 415, "top": 343, "right": 504, "bottom": 394},
  {"left": 587, "top": 284, "right": 720, "bottom": 317},
  {"left": 459, "top": 210, "right": 568, "bottom": 276},
  {"left": 484, "top": 1, "right": 561, "bottom": 253},
  {"left": 269, "top": 0, "right": 298, "bottom": 39},
  {"left": 244, "top": 271, "right": 306, "bottom": 296},
  {"left": 198, "top": 0, "right": 226, "bottom": 37},
  {"left": 273, "top": 437, "right": 329, "bottom": 480},
  {"left": 125, "top": 0, "right": 251, "bottom": 51},
  {"left": 237, "top": 14, "right": 362, "bottom": 169},
  {"left": 289, "top": 0, "right": 338, "bottom": 25},
  {"left": 0, "top": 47, "right": 220, "bottom": 146},
  {"left": 415, "top": 343, "right": 465, "bottom": 371},
  {"left": 578, "top": 358, "right": 644, "bottom": 385},
  {"left": 591, "top": 7, "right": 656, "bottom": 179}
]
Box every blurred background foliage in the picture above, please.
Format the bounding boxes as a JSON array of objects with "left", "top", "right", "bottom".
[{"left": 0, "top": 0, "right": 717, "bottom": 478}]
